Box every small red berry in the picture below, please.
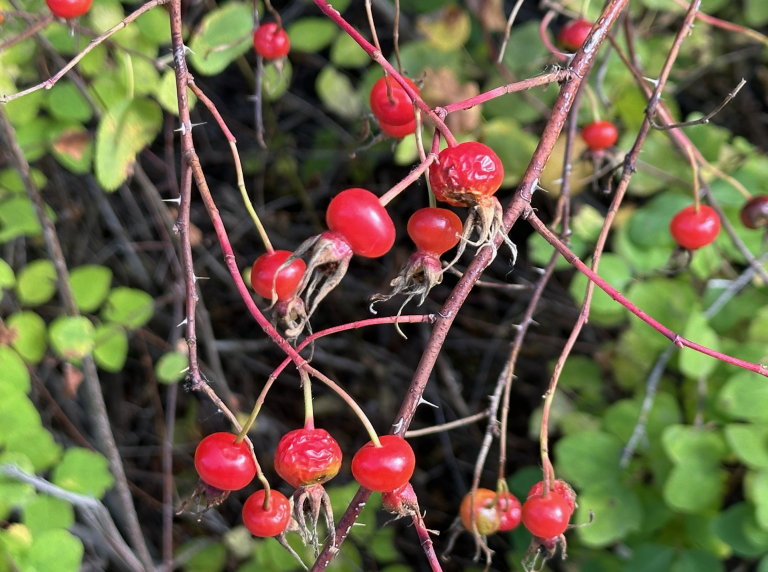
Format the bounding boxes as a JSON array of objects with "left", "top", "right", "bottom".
[
  {"left": 379, "top": 118, "right": 416, "bottom": 138},
  {"left": 242, "top": 490, "right": 291, "bottom": 537},
  {"left": 428, "top": 142, "right": 504, "bottom": 208},
  {"left": 46, "top": 0, "right": 92, "bottom": 19},
  {"left": 194, "top": 432, "right": 256, "bottom": 491},
  {"left": 326, "top": 188, "right": 396, "bottom": 258},
  {"left": 581, "top": 120, "right": 618, "bottom": 151},
  {"left": 498, "top": 491, "right": 522, "bottom": 532},
  {"left": 253, "top": 23, "right": 290, "bottom": 60},
  {"left": 740, "top": 195, "right": 768, "bottom": 230},
  {"left": 370, "top": 76, "right": 420, "bottom": 127},
  {"left": 521, "top": 491, "right": 571, "bottom": 538},
  {"left": 251, "top": 250, "right": 306, "bottom": 302},
  {"left": 557, "top": 18, "right": 592, "bottom": 52},
  {"left": 669, "top": 204, "right": 721, "bottom": 250},
  {"left": 274, "top": 428, "right": 342, "bottom": 488},
  {"left": 407, "top": 207, "right": 463, "bottom": 256},
  {"left": 460, "top": 488, "right": 502, "bottom": 535},
  {"left": 527, "top": 480, "right": 577, "bottom": 515},
  {"left": 351, "top": 435, "right": 415, "bottom": 493}
]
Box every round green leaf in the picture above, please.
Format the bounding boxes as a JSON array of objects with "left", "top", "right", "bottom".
[
  {"left": 52, "top": 448, "right": 114, "bottom": 499},
  {"left": 575, "top": 481, "right": 643, "bottom": 547},
  {"left": 0, "top": 391, "right": 42, "bottom": 446},
  {"left": 185, "top": 541, "right": 227, "bottom": 572},
  {"left": 725, "top": 424, "right": 768, "bottom": 469},
  {"left": 714, "top": 502, "right": 768, "bottom": 557},
  {"left": 93, "top": 324, "right": 128, "bottom": 373},
  {"left": 662, "top": 425, "right": 728, "bottom": 465},
  {"left": 49, "top": 316, "right": 95, "bottom": 360},
  {"left": 555, "top": 431, "right": 623, "bottom": 488},
  {"left": 671, "top": 549, "right": 724, "bottom": 572},
  {"left": 4, "top": 426, "right": 61, "bottom": 472},
  {"left": 46, "top": 81, "right": 92, "bottom": 123},
  {"left": 316, "top": 65, "right": 362, "bottom": 120},
  {"left": 26, "top": 529, "right": 84, "bottom": 572},
  {"left": 23, "top": 496, "right": 75, "bottom": 535},
  {"left": 155, "top": 70, "right": 198, "bottom": 115},
  {"left": 155, "top": 351, "right": 188, "bottom": 384},
  {"left": 663, "top": 461, "right": 723, "bottom": 513},
  {"left": 0, "top": 346, "right": 30, "bottom": 394},
  {"left": 70, "top": 265, "right": 112, "bottom": 313},
  {"left": 569, "top": 253, "right": 632, "bottom": 326},
  {"left": 0, "top": 258, "right": 16, "bottom": 289},
  {"left": 286, "top": 18, "right": 337, "bottom": 53},
  {"left": 7, "top": 311, "right": 48, "bottom": 364},
  {"left": 101, "top": 287, "right": 154, "bottom": 329},
  {"left": 188, "top": 3, "right": 254, "bottom": 76},
  {"left": 0, "top": 196, "right": 49, "bottom": 243},
  {"left": 679, "top": 312, "right": 720, "bottom": 379},
  {"left": 330, "top": 33, "right": 370, "bottom": 68},
  {"left": 16, "top": 260, "right": 57, "bottom": 306},
  {"left": 262, "top": 59, "right": 292, "bottom": 102},
  {"left": 718, "top": 371, "right": 768, "bottom": 423},
  {"left": 483, "top": 118, "right": 539, "bottom": 187},
  {"left": 0, "top": 167, "right": 47, "bottom": 194}
]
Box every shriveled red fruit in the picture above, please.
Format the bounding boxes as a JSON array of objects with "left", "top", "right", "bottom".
[
  {"left": 242, "top": 490, "right": 291, "bottom": 537},
  {"left": 581, "top": 120, "right": 618, "bottom": 151},
  {"left": 251, "top": 250, "right": 307, "bottom": 302},
  {"left": 527, "top": 480, "right": 577, "bottom": 515},
  {"left": 370, "top": 76, "right": 420, "bottom": 127},
  {"left": 194, "top": 432, "right": 256, "bottom": 491},
  {"left": 428, "top": 142, "right": 504, "bottom": 208},
  {"left": 669, "top": 204, "right": 721, "bottom": 250},
  {"left": 46, "top": 0, "right": 92, "bottom": 18},
  {"left": 407, "top": 207, "right": 463, "bottom": 256},
  {"left": 379, "top": 118, "right": 416, "bottom": 138},
  {"left": 557, "top": 18, "right": 592, "bottom": 51},
  {"left": 274, "top": 428, "right": 342, "bottom": 488},
  {"left": 498, "top": 491, "right": 522, "bottom": 531},
  {"left": 460, "top": 488, "right": 502, "bottom": 535},
  {"left": 521, "top": 491, "right": 571, "bottom": 538},
  {"left": 351, "top": 435, "right": 415, "bottom": 492},
  {"left": 740, "top": 195, "right": 768, "bottom": 229},
  {"left": 253, "top": 23, "right": 290, "bottom": 60},
  {"left": 326, "top": 188, "right": 395, "bottom": 258},
  {"left": 382, "top": 482, "right": 419, "bottom": 517}
]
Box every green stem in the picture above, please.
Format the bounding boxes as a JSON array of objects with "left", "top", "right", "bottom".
[
  {"left": 230, "top": 141, "right": 273, "bottom": 253},
  {"left": 302, "top": 369, "right": 315, "bottom": 430}
]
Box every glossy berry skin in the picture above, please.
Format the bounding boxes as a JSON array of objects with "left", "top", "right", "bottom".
[
  {"left": 521, "top": 491, "right": 571, "bottom": 538},
  {"left": 669, "top": 204, "right": 721, "bottom": 250},
  {"left": 251, "top": 250, "right": 306, "bottom": 302},
  {"left": 194, "top": 432, "right": 256, "bottom": 491},
  {"left": 407, "top": 208, "right": 463, "bottom": 256},
  {"left": 428, "top": 142, "right": 504, "bottom": 207},
  {"left": 326, "top": 188, "right": 396, "bottom": 258},
  {"left": 740, "top": 195, "right": 768, "bottom": 229},
  {"left": 498, "top": 491, "right": 522, "bottom": 532},
  {"left": 242, "top": 490, "right": 291, "bottom": 537},
  {"left": 460, "top": 488, "right": 502, "bottom": 535},
  {"left": 380, "top": 118, "right": 416, "bottom": 138},
  {"left": 351, "top": 435, "right": 415, "bottom": 493},
  {"left": 557, "top": 18, "right": 592, "bottom": 52},
  {"left": 581, "top": 120, "right": 618, "bottom": 151},
  {"left": 46, "top": 0, "right": 92, "bottom": 19},
  {"left": 274, "top": 428, "right": 342, "bottom": 488},
  {"left": 253, "top": 23, "right": 290, "bottom": 60},
  {"left": 527, "top": 480, "right": 577, "bottom": 515},
  {"left": 370, "top": 76, "right": 420, "bottom": 127}
]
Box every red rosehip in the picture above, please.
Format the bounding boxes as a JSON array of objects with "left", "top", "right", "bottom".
[
  {"left": 521, "top": 491, "right": 571, "bottom": 538},
  {"left": 379, "top": 118, "right": 416, "bottom": 138},
  {"left": 740, "top": 195, "right": 768, "bottom": 229},
  {"left": 407, "top": 207, "right": 463, "bottom": 256},
  {"left": 370, "top": 76, "right": 420, "bottom": 127},
  {"left": 274, "top": 428, "right": 342, "bottom": 488},
  {"left": 669, "top": 204, "right": 721, "bottom": 250},
  {"left": 498, "top": 491, "right": 522, "bottom": 531},
  {"left": 351, "top": 435, "right": 415, "bottom": 493},
  {"left": 253, "top": 23, "right": 290, "bottom": 60},
  {"left": 527, "top": 480, "right": 577, "bottom": 515},
  {"left": 460, "top": 488, "right": 502, "bottom": 535},
  {"left": 428, "top": 142, "right": 504, "bottom": 208},
  {"left": 251, "top": 250, "right": 306, "bottom": 302},
  {"left": 581, "top": 120, "right": 618, "bottom": 151},
  {"left": 46, "top": 0, "right": 92, "bottom": 18},
  {"left": 382, "top": 482, "right": 419, "bottom": 516},
  {"left": 242, "top": 490, "right": 291, "bottom": 537},
  {"left": 557, "top": 18, "right": 592, "bottom": 52},
  {"left": 326, "top": 188, "right": 396, "bottom": 258},
  {"left": 194, "top": 432, "right": 256, "bottom": 491}
]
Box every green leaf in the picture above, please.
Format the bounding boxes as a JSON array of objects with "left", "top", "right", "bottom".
[
  {"left": 262, "top": 59, "right": 293, "bottom": 101},
  {"left": 662, "top": 425, "right": 728, "bottom": 465},
  {"left": 0, "top": 258, "right": 16, "bottom": 291},
  {"left": 0, "top": 453, "right": 36, "bottom": 520},
  {"left": 50, "top": 125, "right": 93, "bottom": 175},
  {"left": 575, "top": 481, "right": 642, "bottom": 547},
  {"left": 23, "top": 496, "right": 75, "bottom": 535},
  {"left": 16, "top": 259, "right": 57, "bottom": 306},
  {"left": 286, "top": 18, "right": 338, "bottom": 53},
  {"left": 70, "top": 265, "right": 113, "bottom": 313},
  {"left": 603, "top": 393, "right": 682, "bottom": 446},
  {"left": 7, "top": 311, "right": 48, "bottom": 364},
  {"left": 52, "top": 448, "right": 114, "bottom": 499},
  {"left": 330, "top": 33, "right": 370, "bottom": 68},
  {"left": 135, "top": 7, "right": 171, "bottom": 43},
  {"left": 188, "top": 3, "right": 254, "bottom": 75},
  {"left": 316, "top": 65, "right": 362, "bottom": 120},
  {"left": 155, "top": 351, "right": 188, "bottom": 384},
  {"left": 4, "top": 426, "right": 62, "bottom": 472},
  {"left": 748, "top": 306, "right": 768, "bottom": 344},
  {"left": 93, "top": 324, "right": 129, "bottom": 373},
  {"left": 626, "top": 278, "right": 698, "bottom": 348},
  {"left": 482, "top": 118, "right": 539, "bottom": 188},
  {"left": 749, "top": 469, "right": 768, "bottom": 530},
  {"left": 101, "top": 287, "right": 154, "bottom": 329},
  {"left": 718, "top": 371, "right": 768, "bottom": 423},
  {"left": 0, "top": 391, "right": 42, "bottom": 446},
  {"left": 0, "top": 346, "right": 30, "bottom": 394},
  {"left": 671, "top": 549, "right": 724, "bottom": 572},
  {"left": 663, "top": 461, "right": 723, "bottom": 513},
  {"left": 555, "top": 431, "right": 623, "bottom": 488},
  {"left": 46, "top": 81, "right": 93, "bottom": 123},
  {"left": 623, "top": 543, "right": 674, "bottom": 572},
  {"left": 627, "top": 192, "right": 692, "bottom": 249},
  {"left": 49, "top": 316, "right": 95, "bottom": 361},
  {"left": 184, "top": 541, "right": 227, "bottom": 572},
  {"left": 678, "top": 312, "right": 720, "bottom": 378},
  {"left": 714, "top": 502, "right": 768, "bottom": 557},
  {"left": 745, "top": 0, "right": 768, "bottom": 26},
  {"left": 725, "top": 424, "right": 768, "bottom": 469},
  {"left": 155, "top": 70, "right": 198, "bottom": 116},
  {"left": 0, "top": 168, "right": 47, "bottom": 194},
  {"left": 569, "top": 254, "right": 632, "bottom": 327},
  {"left": 94, "top": 98, "right": 162, "bottom": 191},
  {"left": 26, "top": 529, "right": 84, "bottom": 572}
]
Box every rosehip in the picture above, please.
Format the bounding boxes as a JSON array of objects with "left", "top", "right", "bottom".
[
  {"left": 242, "top": 490, "right": 291, "bottom": 537},
  {"left": 740, "top": 195, "right": 768, "bottom": 229},
  {"left": 253, "top": 23, "right": 290, "bottom": 60},
  {"left": 557, "top": 18, "right": 592, "bottom": 52},
  {"left": 351, "top": 435, "right": 415, "bottom": 493},
  {"left": 428, "top": 142, "right": 504, "bottom": 208},
  {"left": 669, "top": 204, "right": 721, "bottom": 250},
  {"left": 194, "top": 432, "right": 256, "bottom": 491},
  {"left": 581, "top": 120, "right": 618, "bottom": 151},
  {"left": 498, "top": 491, "right": 522, "bottom": 531},
  {"left": 382, "top": 482, "right": 419, "bottom": 517},
  {"left": 326, "top": 188, "right": 396, "bottom": 258},
  {"left": 370, "top": 76, "right": 420, "bottom": 127},
  {"left": 460, "top": 488, "right": 502, "bottom": 535},
  {"left": 521, "top": 491, "right": 571, "bottom": 538},
  {"left": 274, "top": 428, "right": 342, "bottom": 488},
  {"left": 46, "top": 0, "right": 92, "bottom": 18},
  {"left": 251, "top": 250, "right": 307, "bottom": 302},
  {"left": 527, "top": 479, "right": 577, "bottom": 515},
  {"left": 407, "top": 207, "right": 463, "bottom": 256},
  {"left": 379, "top": 118, "right": 416, "bottom": 138}
]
